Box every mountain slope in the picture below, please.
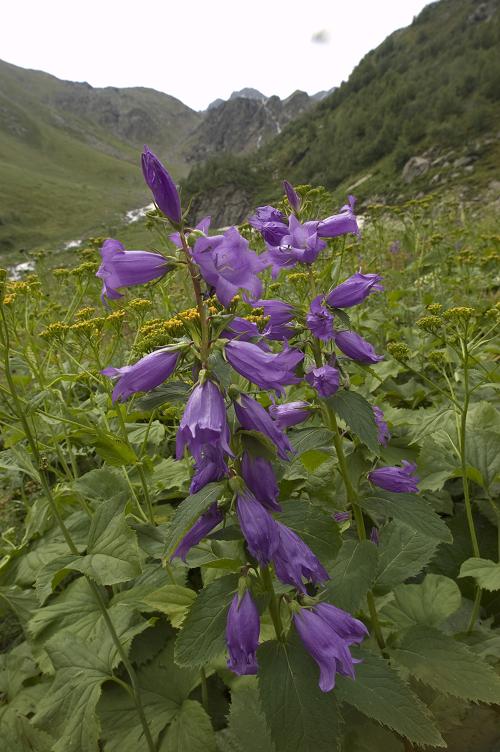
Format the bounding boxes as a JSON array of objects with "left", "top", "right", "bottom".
[{"left": 182, "top": 0, "right": 500, "bottom": 224}]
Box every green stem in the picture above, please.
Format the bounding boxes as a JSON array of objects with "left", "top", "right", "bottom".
[
  {"left": 179, "top": 231, "right": 210, "bottom": 369},
  {"left": 261, "top": 565, "right": 284, "bottom": 641},
  {"left": 200, "top": 667, "right": 209, "bottom": 713}
]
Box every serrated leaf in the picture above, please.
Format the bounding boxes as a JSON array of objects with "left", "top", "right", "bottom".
[
  {"left": 392, "top": 626, "right": 500, "bottom": 703},
  {"left": 258, "top": 636, "right": 342, "bottom": 752},
  {"left": 135, "top": 381, "right": 190, "bottom": 410},
  {"left": 381, "top": 574, "right": 461, "bottom": 629},
  {"left": 164, "top": 482, "right": 225, "bottom": 558},
  {"left": 277, "top": 500, "right": 342, "bottom": 568},
  {"left": 375, "top": 521, "right": 439, "bottom": 590},
  {"left": 222, "top": 677, "right": 275, "bottom": 752},
  {"left": 74, "top": 467, "right": 129, "bottom": 505},
  {"left": 360, "top": 493, "right": 452, "bottom": 543},
  {"left": 336, "top": 651, "right": 445, "bottom": 747},
  {"left": 465, "top": 430, "right": 500, "bottom": 490},
  {"left": 327, "top": 391, "right": 379, "bottom": 452},
  {"left": 289, "top": 427, "right": 333, "bottom": 455},
  {"left": 143, "top": 584, "right": 197, "bottom": 628},
  {"left": 160, "top": 699, "right": 216, "bottom": 752},
  {"left": 151, "top": 457, "right": 191, "bottom": 498},
  {"left": 175, "top": 574, "right": 238, "bottom": 667},
  {"left": 0, "top": 710, "right": 55, "bottom": 752},
  {"left": 324, "top": 540, "right": 378, "bottom": 612},
  {"left": 0, "top": 585, "right": 38, "bottom": 625},
  {"left": 459, "top": 557, "right": 500, "bottom": 591}
]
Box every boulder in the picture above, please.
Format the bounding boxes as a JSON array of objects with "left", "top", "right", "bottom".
[{"left": 402, "top": 156, "right": 430, "bottom": 183}]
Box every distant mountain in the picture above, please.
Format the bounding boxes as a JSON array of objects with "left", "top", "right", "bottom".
[{"left": 182, "top": 0, "right": 500, "bottom": 225}]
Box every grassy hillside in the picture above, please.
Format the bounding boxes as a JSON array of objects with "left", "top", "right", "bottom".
[{"left": 182, "top": 0, "right": 500, "bottom": 221}]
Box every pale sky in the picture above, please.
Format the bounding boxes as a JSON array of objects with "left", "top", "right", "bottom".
[{"left": 1, "top": 0, "right": 431, "bottom": 111}]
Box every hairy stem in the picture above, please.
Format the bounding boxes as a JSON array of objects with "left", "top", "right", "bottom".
[{"left": 261, "top": 565, "right": 284, "bottom": 641}]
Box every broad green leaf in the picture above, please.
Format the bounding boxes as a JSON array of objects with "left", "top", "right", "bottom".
[
  {"left": 336, "top": 651, "right": 445, "bottom": 747},
  {"left": 381, "top": 574, "right": 461, "bottom": 629},
  {"left": 75, "top": 430, "right": 138, "bottom": 466},
  {"left": 391, "top": 626, "right": 500, "bottom": 703},
  {"left": 0, "top": 642, "right": 39, "bottom": 701},
  {"left": 459, "top": 557, "right": 500, "bottom": 591},
  {"left": 299, "top": 448, "right": 331, "bottom": 472},
  {"left": 143, "top": 584, "right": 197, "bottom": 628},
  {"left": 15, "top": 542, "right": 70, "bottom": 587},
  {"left": 220, "top": 677, "right": 275, "bottom": 752},
  {"left": 175, "top": 574, "right": 238, "bottom": 667},
  {"left": 360, "top": 492, "right": 452, "bottom": 542},
  {"left": 128, "top": 421, "right": 165, "bottom": 448},
  {"left": 151, "top": 457, "right": 191, "bottom": 498},
  {"left": 258, "top": 636, "right": 342, "bottom": 752},
  {"left": 0, "top": 585, "right": 38, "bottom": 625},
  {"left": 418, "top": 436, "right": 459, "bottom": 491},
  {"left": 0, "top": 710, "right": 54, "bottom": 752},
  {"left": 375, "top": 521, "right": 438, "bottom": 590},
  {"left": 32, "top": 634, "right": 112, "bottom": 752},
  {"left": 160, "top": 700, "right": 216, "bottom": 752},
  {"left": 324, "top": 540, "right": 378, "bottom": 612},
  {"left": 289, "top": 427, "right": 333, "bottom": 455},
  {"left": 342, "top": 707, "right": 404, "bottom": 752},
  {"left": 164, "top": 482, "right": 226, "bottom": 558},
  {"left": 277, "top": 500, "right": 342, "bottom": 568},
  {"left": 74, "top": 467, "right": 129, "bottom": 505},
  {"left": 134, "top": 380, "right": 190, "bottom": 409},
  {"left": 327, "top": 391, "right": 379, "bottom": 453},
  {"left": 465, "top": 430, "right": 500, "bottom": 490}
]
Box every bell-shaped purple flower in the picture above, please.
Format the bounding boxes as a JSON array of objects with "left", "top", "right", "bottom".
[
  {"left": 102, "top": 349, "right": 179, "bottom": 402},
  {"left": 265, "top": 215, "right": 326, "bottom": 276},
  {"left": 334, "top": 330, "right": 383, "bottom": 364},
  {"left": 248, "top": 206, "right": 289, "bottom": 246},
  {"left": 306, "top": 295, "right": 335, "bottom": 341},
  {"left": 326, "top": 272, "right": 383, "bottom": 309},
  {"left": 273, "top": 522, "right": 329, "bottom": 592},
  {"left": 237, "top": 489, "right": 280, "bottom": 565},
  {"left": 241, "top": 453, "right": 281, "bottom": 512},
  {"left": 169, "top": 216, "right": 211, "bottom": 249},
  {"left": 368, "top": 461, "right": 419, "bottom": 493},
  {"left": 283, "top": 180, "right": 301, "bottom": 213},
  {"left": 176, "top": 379, "right": 232, "bottom": 461},
  {"left": 190, "top": 444, "right": 229, "bottom": 494},
  {"left": 305, "top": 365, "right": 340, "bottom": 398},
  {"left": 373, "top": 406, "right": 390, "bottom": 446},
  {"left": 317, "top": 196, "right": 359, "bottom": 239},
  {"left": 268, "top": 401, "right": 312, "bottom": 430},
  {"left": 97, "top": 239, "right": 170, "bottom": 303},
  {"left": 222, "top": 317, "right": 262, "bottom": 342},
  {"left": 333, "top": 511, "right": 350, "bottom": 523},
  {"left": 171, "top": 503, "right": 223, "bottom": 561},
  {"left": 192, "top": 227, "right": 267, "bottom": 307},
  {"left": 234, "top": 394, "right": 293, "bottom": 461},
  {"left": 225, "top": 340, "right": 303, "bottom": 396},
  {"left": 370, "top": 527, "right": 380, "bottom": 545},
  {"left": 251, "top": 299, "right": 295, "bottom": 341},
  {"left": 141, "top": 146, "right": 182, "bottom": 225},
  {"left": 226, "top": 591, "right": 260, "bottom": 675},
  {"left": 294, "top": 602, "right": 367, "bottom": 692}
]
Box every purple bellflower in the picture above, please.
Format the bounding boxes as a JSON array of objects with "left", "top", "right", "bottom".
[
  {"left": 370, "top": 527, "right": 380, "bottom": 545},
  {"left": 248, "top": 206, "right": 289, "bottom": 246},
  {"left": 237, "top": 489, "right": 279, "bottom": 565},
  {"left": 241, "top": 452, "right": 282, "bottom": 512},
  {"left": 265, "top": 215, "right": 326, "bottom": 276},
  {"left": 306, "top": 295, "right": 335, "bottom": 341},
  {"left": 317, "top": 196, "right": 359, "bottom": 239},
  {"left": 169, "top": 216, "right": 211, "bottom": 248},
  {"left": 273, "top": 522, "right": 329, "bottom": 592},
  {"left": 368, "top": 461, "right": 420, "bottom": 493},
  {"left": 222, "top": 316, "right": 262, "bottom": 342},
  {"left": 225, "top": 340, "right": 303, "bottom": 396},
  {"left": 373, "top": 406, "right": 390, "bottom": 446},
  {"left": 283, "top": 180, "right": 301, "bottom": 213},
  {"left": 141, "top": 146, "right": 182, "bottom": 225},
  {"left": 97, "top": 239, "right": 170, "bottom": 303},
  {"left": 192, "top": 227, "right": 267, "bottom": 307},
  {"left": 334, "top": 330, "right": 383, "bottom": 364},
  {"left": 190, "top": 444, "right": 229, "bottom": 494},
  {"left": 333, "top": 511, "right": 350, "bottom": 523},
  {"left": 251, "top": 299, "right": 295, "bottom": 340},
  {"left": 102, "top": 349, "right": 179, "bottom": 402},
  {"left": 326, "top": 272, "right": 383, "bottom": 309},
  {"left": 226, "top": 591, "right": 260, "bottom": 675},
  {"left": 268, "top": 401, "right": 312, "bottom": 430},
  {"left": 305, "top": 365, "right": 340, "bottom": 398},
  {"left": 233, "top": 394, "right": 293, "bottom": 461},
  {"left": 171, "top": 503, "right": 223, "bottom": 561},
  {"left": 176, "top": 379, "right": 232, "bottom": 461},
  {"left": 294, "top": 602, "right": 367, "bottom": 692}
]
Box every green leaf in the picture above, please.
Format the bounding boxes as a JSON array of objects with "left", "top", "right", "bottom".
[
  {"left": 324, "top": 540, "right": 378, "bottom": 612},
  {"left": 360, "top": 493, "right": 452, "bottom": 543},
  {"left": 289, "top": 427, "right": 333, "bottom": 455},
  {"left": 258, "top": 636, "right": 342, "bottom": 752},
  {"left": 0, "top": 585, "right": 39, "bottom": 626},
  {"left": 0, "top": 711, "right": 55, "bottom": 752},
  {"left": 336, "top": 651, "right": 445, "bottom": 748},
  {"left": 32, "top": 634, "right": 112, "bottom": 752},
  {"left": 466, "top": 430, "right": 500, "bottom": 490},
  {"left": 418, "top": 436, "right": 459, "bottom": 491},
  {"left": 220, "top": 677, "right": 275, "bottom": 752},
  {"left": 381, "top": 574, "right": 461, "bottom": 629},
  {"left": 76, "top": 430, "right": 138, "bottom": 466},
  {"left": 151, "top": 457, "right": 191, "bottom": 499},
  {"left": 74, "top": 467, "right": 129, "bottom": 505},
  {"left": 159, "top": 700, "right": 216, "bottom": 752},
  {"left": 142, "top": 584, "right": 197, "bottom": 628},
  {"left": 375, "top": 521, "right": 439, "bottom": 590},
  {"left": 392, "top": 626, "right": 500, "bottom": 703},
  {"left": 134, "top": 380, "right": 191, "bottom": 410},
  {"left": 277, "top": 500, "right": 342, "bottom": 568},
  {"left": 327, "top": 391, "right": 379, "bottom": 453},
  {"left": 175, "top": 574, "right": 238, "bottom": 667},
  {"left": 342, "top": 708, "right": 404, "bottom": 752},
  {"left": 164, "top": 482, "right": 226, "bottom": 558},
  {"left": 459, "top": 557, "right": 500, "bottom": 591}
]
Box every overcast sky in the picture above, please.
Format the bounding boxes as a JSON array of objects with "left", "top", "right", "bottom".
[{"left": 1, "top": 0, "right": 431, "bottom": 111}]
